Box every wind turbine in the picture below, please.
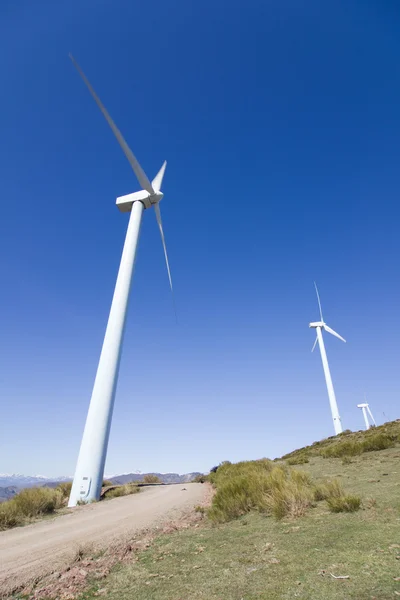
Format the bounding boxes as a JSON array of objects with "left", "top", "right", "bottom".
[
  {"left": 68, "top": 56, "right": 173, "bottom": 507},
  {"left": 357, "top": 401, "right": 376, "bottom": 430},
  {"left": 309, "top": 283, "right": 346, "bottom": 435}
]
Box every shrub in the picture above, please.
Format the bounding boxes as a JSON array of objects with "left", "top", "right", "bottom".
[
  {"left": 0, "top": 502, "right": 24, "bottom": 530},
  {"left": 361, "top": 433, "right": 394, "bottom": 452},
  {"left": 0, "top": 487, "right": 64, "bottom": 529},
  {"left": 192, "top": 474, "right": 207, "bottom": 483},
  {"left": 106, "top": 484, "right": 139, "bottom": 499},
  {"left": 207, "top": 460, "right": 314, "bottom": 523},
  {"left": 287, "top": 455, "right": 309, "bottom": 465},
  {"left": 338, "top": 429, "right": 352, "bottom": 436},
  {"left": 143, "top": 475, "right": 162, "bottom": 484},
  {"left": 327, "top": 494, "right": 361, "bottom": 513},
  {"left": 57, "top": 482, "right": 72, "bottom": 499},
  {"left": 12, "top": 487, "right": 63, "bottom": 518},
  {"left": 103, "top": 479, "right": 114, "bottom": 486},
  {"left": 321, "top": 440, "right": 363, "bottom": 458}
]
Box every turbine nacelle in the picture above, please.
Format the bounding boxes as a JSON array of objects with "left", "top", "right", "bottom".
[
  {"left": 309, "top": 321, "right": 324, "bottom": 329},
  {"left": 116, "top": 189, "right": 164, "bottom": 212}
]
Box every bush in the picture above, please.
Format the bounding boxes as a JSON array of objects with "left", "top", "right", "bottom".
[
  {"left": 12, "top": 487, "right": 63, "bottom": 518},
  {"left": 321, "top": 432, "right": 396, "bottom": 458},
  {"left": 0, "top": 487, "right": 64, "bottom": 529},
  {"left": 192, "top": 474, "right": 207, "bottom": 483},
  {"left": 327, "top": 494, "right": 361, "bottom": 513},
  {"left": 338, "top": 429, "right": 353, "bottom": 436},
  {"left": 105, "top": 484, "right": 139, "bottom": 499},
  {"left": 321, "top": 440, "right": 363, "bottom": 458},
  {"left": 57, "top": 482, "right": 72, "bottom": 499},
  {"left": 287, "top": 455, "right": 309, "bottom": 465},
  {"left": 0, "top": 502, "right": 24, "bottom": 530},
  {"left": 207, "top": 460, "right": 315, "bottom": 523},
  {"left": 103, "top": 479, "right": 114, "bottom": 486},
  {"left": 361, "top": 433, "right": 394, "bottom": 452},
  {"left": 143, "top": 475, "right": 162, "bottom": 484}
]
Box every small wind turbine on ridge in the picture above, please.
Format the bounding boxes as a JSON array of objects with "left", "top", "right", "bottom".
[
  {"left": 68, "top": 55, "right": 174, "bottom": 507},
  {"left": 357, "top": 398, "right": 376, "bottom": 430},
  {"left": 310, "top": 283, "right": 346, "bottom": 435}
]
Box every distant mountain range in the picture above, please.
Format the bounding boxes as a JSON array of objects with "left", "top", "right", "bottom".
[
  {"left": 0, "top": 472, "right": 202, "bottom": 502},
  {"left": 0, "top": 474, "right": 71, "bottom": 488},
  {"left": 109, "top": 472, "right": 201, "bottom": 485}
]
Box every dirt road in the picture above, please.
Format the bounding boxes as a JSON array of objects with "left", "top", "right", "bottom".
[{"left": 0, "top": 483, "right": 206, "bottom": 595}]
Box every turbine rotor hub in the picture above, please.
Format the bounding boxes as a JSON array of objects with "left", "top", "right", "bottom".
[{"left": 149, "top": 191, "right": 164, "bottom": 207}]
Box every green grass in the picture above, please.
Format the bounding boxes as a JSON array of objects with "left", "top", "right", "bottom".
[{"left": 75, "top": 432, "right": 400, "bottom": 600}]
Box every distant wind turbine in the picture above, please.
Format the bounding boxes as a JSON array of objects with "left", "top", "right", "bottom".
[
  {"left": 309, "top": 283, "right": 346, "bottom": 435},
  {"left": 68, "top": 55, "right": 174, "bottom": 507},
  {"left": 357, "top": 401, "right": 376, "bottom": 430}
]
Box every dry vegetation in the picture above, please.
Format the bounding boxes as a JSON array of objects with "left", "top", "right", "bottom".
[
  {"left": 104, "top": 484, "right": 140, "bottom": 499},
  {"left": 0, "top": 479, "right": 139, "bottom": 531},
  {"left": 0, "top": 485, "right": 68, "bottom": 531},
  {"left": 282, "top": 420, "right": 400, "bottom": 462},
  {"left": 206, "top": 458, "right": 360, "bottom": 523},
  {"left": 142, "top": 474, "right": 162, "bottom": 484}
]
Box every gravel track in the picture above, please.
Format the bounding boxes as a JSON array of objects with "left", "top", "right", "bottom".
[{"left": 0, "top": 483, "right": 206, "bottom": 595}]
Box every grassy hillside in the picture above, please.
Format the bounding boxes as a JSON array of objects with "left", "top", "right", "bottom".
[
  {"left": 281, "top": 419, "right": 400, "bottom": 462},
  {"left": 19, "top": 423, "right": 400, "bottom": 600}
]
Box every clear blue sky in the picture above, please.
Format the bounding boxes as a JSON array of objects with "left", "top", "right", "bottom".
[{"left": 1, "top": 0, "right": 399, "bottom": 477}]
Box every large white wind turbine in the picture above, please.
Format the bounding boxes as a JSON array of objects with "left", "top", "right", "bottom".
[
  {"left": 68, "top": 56, "right": 173, "bottom": 507},
  {"left": 357, "top": 401, "right": 376, "bottom": 430},
  {"left": 309, "top": 283, "right": 346, "bottom": 435}
]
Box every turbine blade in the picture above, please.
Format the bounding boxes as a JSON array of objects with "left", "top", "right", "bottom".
[
  {"left": 324, "top": 324, "right": 346, "bottom": 343},
  {"left": 311, "top": 335, "right": 318, "bottom": 352},
  {"left": 314, "top": 282, "right": 324, "bottom": 322},
  {"left": 152, "top": 161, "right": 167, "bottom": 192},
  {"left": 154, "top": 203, "right": 176, "bottom": 320},
  {"left": 69, "top": 54, "right": 154, "bottom": 195}
]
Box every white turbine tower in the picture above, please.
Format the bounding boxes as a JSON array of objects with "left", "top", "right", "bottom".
[
  {"left": 357, "top": 402, "right": 376, "bottom": 430},
  {"left": 68, "top": 56, "right": 174, "bottom": 507},
  {"left": 310, "top": 283, "right": 346, "bottom": 435}
]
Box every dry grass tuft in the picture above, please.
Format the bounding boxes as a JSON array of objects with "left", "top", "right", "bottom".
[
  {"left": 207, "top": 460, "right": 315, "bottom": 523},
  {"left": 326, "top": 494, "right": 361, "bottom": 513},
  {"left": 286, "top": 455, "right": 310, "bottom": 465},
  {"left": 142, "top": 474, "right": 162, "bottom": 484},
  {"left": 313, "top": 478, "right": 344, "bottom": 501},
  {"left": 105, "top": 484, "right": 140, "bottom": 499}
]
